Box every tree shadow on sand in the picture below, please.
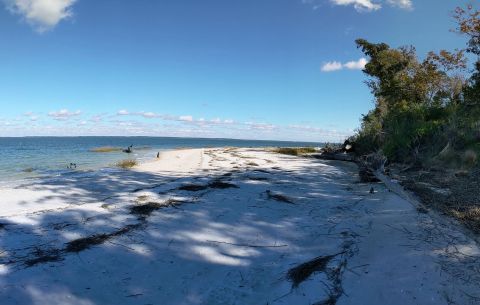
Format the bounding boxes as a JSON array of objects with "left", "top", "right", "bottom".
[{"left": 1, "top": 156, "right": 478, "bottom": 305}]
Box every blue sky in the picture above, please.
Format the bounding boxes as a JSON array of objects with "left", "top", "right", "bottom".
[{"left": 0, "top": 0, "right": 471, "bottom": 141}]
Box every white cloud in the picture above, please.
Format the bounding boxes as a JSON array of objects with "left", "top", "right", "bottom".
[
  {"left": 343, "top": 57, "right": 368, "bottom": 70},
  {"left": 48, "top": 109, "right": 81, "bottom": 120},
  {"left": 5, "top": 0, "right": 77, "bottom": 32},
  {"left": 386, "top": 0, "right": 412, "bottom": 10},
  {"left": 330, "top": 0, "right": 381, "bottom": 12},
  {"left": 321, "top": 61, "right": 343, "bottom": 72},
  {"left": 321, "top": 57, "right": 367, "bottom": 72}
]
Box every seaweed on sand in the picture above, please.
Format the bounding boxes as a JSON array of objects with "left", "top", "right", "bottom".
[
  {"left": 65, "top": 234, "right": 111, "bottom": 253},
  {"left": 287, "top": 254, "right": 337, "bottom": 288},
  {"left": 178, "top": 180, "right": 238, "bottom": 191},
  {"left": 24, "top": 248, "right": 63, "bottom": 267},
  {"left": 208, "top": 181, "right": 238, "bottom": 189},
  {"left": 178, "top": 184, "right": 208, "bottom": 191},
  {"left": 65, "top": 224, "right": 142, "bottom": 253},
  {"left": 130, "top": 199, "right": 184, "bottom": 217}
]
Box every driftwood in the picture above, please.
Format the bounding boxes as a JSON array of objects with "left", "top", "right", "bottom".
[{"left": 311, "top": 152, "right": 355, "bottom": 162}]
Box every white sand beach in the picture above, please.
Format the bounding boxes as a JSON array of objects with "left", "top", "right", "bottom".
[{"left": 0, "top": 148, "right": 479, "bottom": 305}]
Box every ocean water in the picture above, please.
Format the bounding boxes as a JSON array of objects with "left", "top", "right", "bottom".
[{"left": 0, "top": 137, "right": 322, "bottom": 186}]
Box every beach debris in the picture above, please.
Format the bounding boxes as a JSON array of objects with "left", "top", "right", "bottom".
[
  {"left": 253, "top": 169, "right": 270, "bottom": 174},
  {"left": 247, "top": 176, "right": 269, "bottom": 181},
  {"left": 287, "top": 253, "right": 339, "bottom": 288},
  {"left": 123, "top": 145, "right": 133, "bottom": 153},
  {"left": 136, "top": 195, "right": 149, "bottom": 202},
  {"left": 178, "top": 180, "right": 238, "bottom": 191},
  {"left": 66, "top": 233, "right": 111, "bottom": 253},
  {"left": 65, "top": 224, "right": 142, "bottom": 253},
  {"left": 208, "top": 180, "right": 238, "bottom": 189},
  {"left": 130, "top": 199, "right": 184, "bottom": 217},
  {"left": 130, "top": 202, "right": 163, "bottom": 216},
  {"left": 178, "top": 184, "right": 208, "bottom": 191},
  {"left": 266, "top": 190, "right": 294, "bottom": 204},
  {"left": 24, "top": 248, "right": 63, "bottom": 267},
  {"left": 359, "top": 165, "right": 380, "bottom": 183}
]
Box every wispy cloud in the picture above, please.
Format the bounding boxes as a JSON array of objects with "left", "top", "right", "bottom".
[
  {"left": 386, "top": 0, "right": 412, "bottom": 10},
  {"left": 245, "top": 122, "right": 277, "bottom": 131},
  {"left": 47, "top": 109, "right": 81, "bottom": 120},
  {"left": 117, "top": 110, "right": 130, "bottom": 115},
  {"left": 178, "top": 115, "right": 193, "bottom": 122},
  {"left": 304, "top": 0, "right": 413, "bottom": 12},
  {"left": 321, "top": 57, "right": 367, "bottom": 72},
  {"left": 24, "top": 111, "right": 39, "bottom": 121},
  {"left": 4, "top": 0, "right": 77, "bottom": 32},
  {"left": 330, "top": 0, "right": 381, "bottom": 12},
  {"left": 140, "top": 111, "right": 161, "bottom": 119},
  {"left": 5, "top": 109, "right": 352, "bottom": 142}
]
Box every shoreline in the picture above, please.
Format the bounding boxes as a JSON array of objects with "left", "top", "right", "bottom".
[
  {"left": 0, "top": 148, "right": 198, "bottom": 190},
  {"left": 0, "top": 147, "right": 479, "bottom": 305}
]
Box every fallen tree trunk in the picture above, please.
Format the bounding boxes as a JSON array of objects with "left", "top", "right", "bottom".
[{"left": 311, "top": 152, "right": 356, "bottom": 162}]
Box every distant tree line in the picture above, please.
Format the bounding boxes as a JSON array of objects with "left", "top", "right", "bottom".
[{"left": 350, "top": 4, "right": 480, "bottom": 168}]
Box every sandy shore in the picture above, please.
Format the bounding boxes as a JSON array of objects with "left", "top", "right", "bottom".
[{"left": 0, "top": 147, "right": 479, "bottom": 305}]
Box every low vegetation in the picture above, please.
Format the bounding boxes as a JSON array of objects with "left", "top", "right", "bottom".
[
  {"left": 274, "top": 147, "right": 316, "bottom": 156},
  {"left": 90, "top": 146, "right": 122, "bottom": 153},
  {"left": 116, "top": 159, "right": 137, "bottom": 169}
]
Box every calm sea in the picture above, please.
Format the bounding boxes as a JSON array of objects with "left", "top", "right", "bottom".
[{"left": 0, "top": 137, "right": 322, "bottom": 186}]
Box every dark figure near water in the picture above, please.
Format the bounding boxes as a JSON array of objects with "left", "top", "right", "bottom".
[
  {"left": 156, "top": 152, "right": 160, "bottom": 158},
  {"left": 123, "top": 145, "right": 133, "bottom": 153},
  {"left": 67, "top": 163, "right": 77, "bottom": 169}
]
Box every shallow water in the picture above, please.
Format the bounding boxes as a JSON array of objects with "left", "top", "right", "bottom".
[{"left": 0, "top": 136, "right": 322, "bottom": 186}]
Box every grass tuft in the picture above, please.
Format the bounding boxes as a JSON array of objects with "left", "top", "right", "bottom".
[
  {"left": 274, "top": 147, "right": 316, "bottom": 156},
  {"left": 116, "top": 159, "right": 137, "bottom": 169}
]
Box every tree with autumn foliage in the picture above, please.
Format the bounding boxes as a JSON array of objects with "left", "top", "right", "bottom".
[{"left": 350, "top": 4, "right": 480, "bottom": 168}]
